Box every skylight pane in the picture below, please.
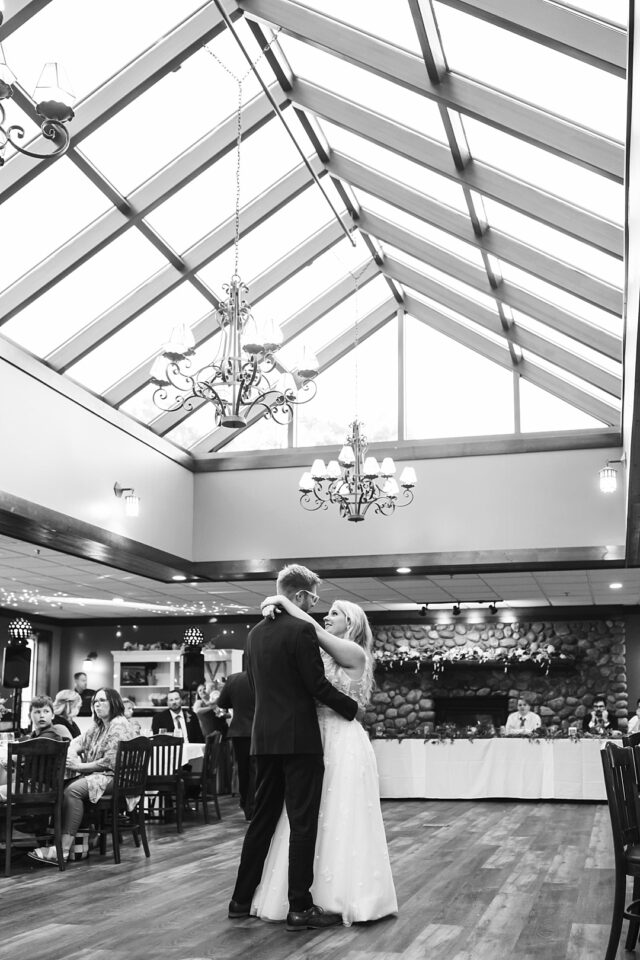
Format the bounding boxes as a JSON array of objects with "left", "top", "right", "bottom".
[
  {"left": 67, "top": 284, "right": 211, "bottom": 394},
  {"left": 404, "top": 316, "right": 514, "bottom": 439},
  {"left": 3, "top": 230, "right": 166, "bottom": 357},
  {"left": 295, "top": 319, "right": 398, "bottom": 446},
  {"left": 520, "top": 379, "right": 606, "bottom": 431},
  {"left": 513, "top": 311, "right": 621, "bottom": 377},
  {"left": 462, "top": 117, "right": 623, "bottom": 224},
  {"left": 145, "top": 116, "right": 305, "bottom": 252},
  {"left": 434, "top": 3, "right": 626, "bottom": 140},
  {"left": 281, "top": 36, "right": 447, "bottom": 143},
  {"left": 119, "top": 384, "right": 161, "bottom": 426},
  {"left": 3, "top": 0, "right": 204, "bottom": 102},
  {"left": 555, "top": 1, "right": 627, "bottom": 27},
  {"left": 80, "top": 28, "right": 262, "bottom": 195},
  {"left": 0, "top": 158, "right": 110, "bottom": 293},
  {"left": 384, "top": 244, "right": 499, "bottom": 311},
  {"left": 293, "top": 0, "right": 421, "bottom": 52},
  {"left": 164, "top": 403, "right": 221, "bottom": 452},
  {"left": 219, "top": 417, "right": 289, "bottom": 453}
]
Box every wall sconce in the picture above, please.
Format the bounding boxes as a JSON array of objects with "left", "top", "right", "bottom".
[
  {"left": 419, "top": 604, "right": 428, "bottom": 617},
  {"left": 82, "top": 651, "right": 98, "bottom": 669},
  {"left": 599, "top": 453, "right": 626, "bottom": 494},
  {"left": 114, "top": 482, "right": 140, "bottom": 517},
  {"left": 488, "top": 603, "right": 497, "bottom": 615},
  {"left": 452, "top": 603, "right": 461, "bottom": 616}
]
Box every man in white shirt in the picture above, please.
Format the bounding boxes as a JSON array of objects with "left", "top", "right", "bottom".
[
  {"left": 504, "top": 697, "right": 541, "bottom": 736},
  {"left": 628, "top": 699, "right": 640, "bottom": 735},
  {"left": 151, "top": 689, "right": 190, "bottom": 741}
]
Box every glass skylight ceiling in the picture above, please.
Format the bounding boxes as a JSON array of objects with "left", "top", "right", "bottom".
[{"left": 0, "top": 0, "right": 627, "bottom": 460}]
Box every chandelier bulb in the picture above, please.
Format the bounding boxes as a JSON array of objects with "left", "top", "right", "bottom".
[
  {"left": 297, "top": 347, "right": 319, "bottom": 380},
  {"left": 399, "top": 466, "right": 417, "bottom": 488},
  {"left": 261, "top": 318, "right": 283, "bottom": 353},
  {"left": 338, "top": 444, "right": 356, "bottom": 467},
  {"left": 33, "top": 61, "right": 75, "bottom": 120},
  {"left": 382, "top": 477, "right": 400, "bottom": 499},
  {"left": 326, "top": 460, "right": 342, "bottom": 480},
  {"left": 163, "top": 323, "right": 195, "bottom": 360},
  {"left": 380, "top": 457, "right": 396, "bottom": 477},
  {"left": 241, "top": 316, "right": 265, "bottom": 355},
  {"left": 299, "top": 471, "right": 315, "bottom": 492},
  {"left": 311, "top": 458, "right": 328, "bottom": 480},
  {"left": 363, "top": 456, "right": 380, "bottom": 478},
  {"left": 150, "top": 355, "right": 170, "bottom": 386}
]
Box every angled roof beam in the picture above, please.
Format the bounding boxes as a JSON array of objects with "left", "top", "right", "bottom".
[
  {"left": 358, "top": 208, "right": 621, "bottom": 361},
  {"left": 151, "top": 257, "right": 380, "bottom": 436},
  {"left": 0, "top": 0, "right": 52, "bottom": 39},
  {"left": 45, "top": 157, "right": 325, "bottom": 372},
  {"left": 403, "top": 293, "right": 618, "bottom": 426},
  {"left": 328, "top": 152, "right": 622, "bottom": 316},
  {"left": 384, "top": 255, "right": 620, "bottom": 398},
  {"left": 0, "top": 86, "right": 287, "bottom": 325},
  {"left": 290, "top": 79, "right": 622, "bottom": 258},
  {"left": 190, "top": 297, "right": 397, "bottom": 454},
  {"left": 434, "top": 0, "right": 626, "bottom": 77},
  {"left": 0, "top": 0, "right": 239, "bottom": 202},
  {"left": 105, "top": 218, "right": 353, "bottom": 407},
  {"left": 240, "top": 0, "right": 623, "bottom": 180}
]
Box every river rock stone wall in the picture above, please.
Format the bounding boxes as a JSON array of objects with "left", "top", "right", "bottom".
[{"left": 365, "top": 619, "right": 627, "bottom": 737}]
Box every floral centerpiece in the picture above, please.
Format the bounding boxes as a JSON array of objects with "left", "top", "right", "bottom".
[{"left": 373, "top": 643, "right": 571, "bottom": 678}]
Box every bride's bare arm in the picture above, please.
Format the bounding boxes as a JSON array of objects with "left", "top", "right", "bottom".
[{"left": 262, "top": 594, "right": 366, "bottom": 671}]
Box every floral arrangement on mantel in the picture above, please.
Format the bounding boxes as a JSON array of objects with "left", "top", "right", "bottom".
[{"left": 373, "top": 643, "right": 572, "bottom": 678}]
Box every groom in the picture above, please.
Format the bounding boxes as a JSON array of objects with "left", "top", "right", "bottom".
[{"left": 228, "top": 563, "right": 359, "bottom": 931}]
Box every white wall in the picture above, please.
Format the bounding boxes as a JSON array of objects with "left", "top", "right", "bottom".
[
  {"left": 193, "top": 447, "right": 625, "bottom": 561},
  {"left": 1, "top": 357, "right": 194, "bottom": 558}
]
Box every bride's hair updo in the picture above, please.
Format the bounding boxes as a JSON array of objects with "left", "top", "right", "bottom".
[{"left": 333, "top": 600, "right": 375, "bottom": 705}]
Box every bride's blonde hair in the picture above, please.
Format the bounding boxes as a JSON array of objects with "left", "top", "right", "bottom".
[{"left": 333, "top": 600, "right": 375, "bottom": 704}]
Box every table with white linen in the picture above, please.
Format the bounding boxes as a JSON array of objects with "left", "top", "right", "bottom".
[{"left": 372, "top": 737, "right": 607, "bottom": 800}]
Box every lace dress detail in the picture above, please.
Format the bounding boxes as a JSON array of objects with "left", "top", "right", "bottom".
[{"left": 251, "top": 652, "right": 398, "bottom": 926}]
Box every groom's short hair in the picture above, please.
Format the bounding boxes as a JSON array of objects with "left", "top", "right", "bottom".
[{"left": 276, "top": 563, "right": 321, "bottom": 597}]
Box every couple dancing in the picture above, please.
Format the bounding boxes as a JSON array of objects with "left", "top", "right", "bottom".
[{"left": 229, "top": 563, "right": 397, "bottom": 930}]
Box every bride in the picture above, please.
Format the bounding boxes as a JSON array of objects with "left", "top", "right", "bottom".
[{"left": 251, "top": 596, "right": 397, "bottom": 926}]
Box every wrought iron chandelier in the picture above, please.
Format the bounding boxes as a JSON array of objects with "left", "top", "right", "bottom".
[
  {"left": 150, "top": 67, "right": 319, "bottom": 429},
  {"left": 0, "top": 12, "right": 74, "bottom": 166},
  {"left": 299, "top": 420, "right": 417, "bottom": 522}
]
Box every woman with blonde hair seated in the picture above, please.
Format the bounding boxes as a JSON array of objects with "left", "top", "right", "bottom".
[{"left": 52, "top": 689, "right": 83, "bottom": 739}]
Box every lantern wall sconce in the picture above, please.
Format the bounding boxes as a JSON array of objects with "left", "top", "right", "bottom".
[
  {"left": 114, "top": 482, "right": 140, "bottom": 517},
  {"left": 599, "top": 453, "right": 626, "bottom": 494}
]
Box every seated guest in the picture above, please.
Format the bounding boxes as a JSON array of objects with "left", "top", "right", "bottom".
[
  {"left": 52, "top": 689, "right": 82, "bottom": 739},
  {"left": 583, "top": 695, "right": 619, "bottom": 734},
  {"left": 152, "top": 689, "right": 192, "bottom": 740},
  {"left": 28, "top": 687, "right": 131, "bottom": 866},
  {"left": 627, "top": 698, "right": 640, "bottom": 735},
  {"left": 73, "top": 671, "right": 96, "bottom": 717},
  {"left": 122, "top": 697, "right": 142, "bottom": 736},
  {"left": 0, "top": 696, "right": 66, "bottom": 801},
  {"left": 192, "top": 682, "right": 213, "bottom": 714},
  {"left": 504, "top": 697, "right": 541, "bottom": 736}
]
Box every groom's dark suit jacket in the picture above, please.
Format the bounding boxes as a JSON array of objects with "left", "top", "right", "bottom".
[{"left": 247, "top": 611, "right": 358, "bottom": 754}]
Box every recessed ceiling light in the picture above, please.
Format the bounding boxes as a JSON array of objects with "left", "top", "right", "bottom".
[
  {"left": 172, "top": 574, "right": 187, "bottom": 581},
  {"left": 610, "top": 582, "right": 623, "bottom": 590},
  {"left": 396, "top": 567, "right": 411, "bottom": 574}
]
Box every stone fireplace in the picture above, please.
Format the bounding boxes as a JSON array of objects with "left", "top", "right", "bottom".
[{"left": 434, "top": 694, "right": 508, "bottom": 729}]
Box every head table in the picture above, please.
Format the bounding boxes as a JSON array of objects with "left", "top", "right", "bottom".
[{"left": 371, "top": 737, "right": 608, "bottom": 801}]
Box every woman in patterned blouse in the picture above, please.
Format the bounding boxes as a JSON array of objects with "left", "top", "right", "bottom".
[{"left": 28, "top": 687, "right": 132, "bottom": 865}]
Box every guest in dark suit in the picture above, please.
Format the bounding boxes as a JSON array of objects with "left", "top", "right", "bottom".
[
  {"left": 73, "top": 672, "right": 96, "bottom": 717},
  {"left": 152, "top": 689, "right": 192, "bottom": 740},
  {"left": 218, "top": 669, "right": 256, "bottom": 819},
  {"left": 582, "top": 694, "right": 619, "bottom": 733},
  {"left": 229, "top": 563, "right": 359, "bottom": 932}
]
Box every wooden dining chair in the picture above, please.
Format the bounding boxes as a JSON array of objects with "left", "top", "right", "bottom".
[
  {"left": 601, "top": 742, "right": 640, "bottom": 960},
  {"left": 181, "top": 731, "right": 222, "bottom": 823},
  {"left": 146, "top": 734, "right": 185, "bottom": 833},
  {"left": 622, "top": 732, "right": 640, "bottom": 748},
  {"left": 1, "top": 737, "right": 69, "bottom": 876},
  {"left": 93, "top": 736, "right": 152, "bottom": 864}
]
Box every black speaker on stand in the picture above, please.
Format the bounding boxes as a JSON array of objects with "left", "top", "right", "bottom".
[
  {"left": 3, "top": 636, "right": 32, "bottom": 735},
  {"left": 182, "top": 627, "right": 205, "bottom": 708}
]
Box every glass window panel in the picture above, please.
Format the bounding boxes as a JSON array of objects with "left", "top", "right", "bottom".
[
  {"left": 499, "top": 263, "right": 622, "bottom": 335},
  {"left": 295, "top": 319, "right": 397, "bottom": 447},
  {"left": 404, "top": 315, "right": 514, "bottom": 439},
  {"left": 0, "top": 158, "right": 111, "bottom": 293},
  {"left": 384, "top": 244, "right": 499, "bottom": 312},
  {"left": 434, "top": 3, "right": 626, "bottom": 140},
  {"left": 80, "top": 24, "right": 263, "bottom": 195},
  {"left": 197, "top": 188, "right": 347, "bottom": 295},
  {"left": 462, "top": 117, "right": 623, "bottom": 224},
  {"left": 520, "top": 379, "right": 606, "bottom": 431},
  {"left": 164, "top": 403, "right": 221, "bottom": 452},
  {"left": 3, "top": 230, "right": 166, "bottom": 357},
  {"left": 358, "top": 190, "right": 485, "bottom": 267},
  {"left": 144, "top": 116, "right": 306, "bottom": 252},
  {"left": 323, "top": 122, "right": 469, "bottom": 211},
  {"left": 404, "top": 287, "right": 506, "bottom": 348},
  {"left": 481, "top": 198, "right": 624, "bottom": 289},
  {"left": 119, "top": 383, "right": 160, "bottom": 426},
  {"left": 513, "top": 311, "right": 621, "bottom": 377},
  {"left": 294, "top": 0, "right": 421, "bottom": 52},
  {"left": 523, "top": 354, "right": 620, "bottom": 411},
  {"left": 554, "top": 1, "right": 627, "bottom": 27},
  {"left": 279, "top": 275, "right": 393, "bottom": 369},
  {"left": 3, "top": 0, "right": 204, "bottom": 103},
  {"left": 67, "top": 283, "right": 210, "bottom": 394},
  {"left": 281, "top": 36, "right": 447, "bottom": 143},
  {"left": 219, "top": 417, "right": 289, "bottom": 453}
]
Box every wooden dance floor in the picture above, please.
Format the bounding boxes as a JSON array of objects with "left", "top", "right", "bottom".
[{"left": 0, "top": 796, "right": 626, "bottom": 960}]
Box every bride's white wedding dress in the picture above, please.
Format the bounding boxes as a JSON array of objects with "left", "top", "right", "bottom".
[{"left": 251, "top": 651, "right": 398, "bottom": 925}]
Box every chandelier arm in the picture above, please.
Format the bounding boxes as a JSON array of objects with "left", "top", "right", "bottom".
[
  {"left": 4, "top": 119, "right": 70, "bottom": 160},
  {"left": 299, "top": 491, "right": 329, "bottom": 512}
]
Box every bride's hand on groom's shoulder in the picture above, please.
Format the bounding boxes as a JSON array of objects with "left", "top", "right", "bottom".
[{"left": 261, "top": 595, "right": 282, "bottom": 620}]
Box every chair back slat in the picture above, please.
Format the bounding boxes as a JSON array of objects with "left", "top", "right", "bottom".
[
  {"left": 7, "top": 738, "right": 69, "bottom": 806},
  {"left": 602, "top": 743, "right": 640, "bottom": 860},
  {"left": 203, "top": 731, "right": 223, "bottom": 788},
  {"left": 113, "top": 736, "right": 152, "bottom": 797},
  {"left": 148, "top": 735, "right": 184, "bottom": 779}
]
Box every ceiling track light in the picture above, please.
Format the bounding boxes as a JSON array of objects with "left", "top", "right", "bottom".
[
  {"left": 114, "top": 482, "right": 140, "bottom": 517},
  {"left": 599, "top": 452, "right": 626, "bottom": 494}
]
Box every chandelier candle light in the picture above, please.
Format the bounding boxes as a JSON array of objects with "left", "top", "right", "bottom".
[
  {"left": 150, "top": 55, "right": 319, "bottom": 429},
  {"left": 299, "top": 420, "right": 417, "bottom": 522}
]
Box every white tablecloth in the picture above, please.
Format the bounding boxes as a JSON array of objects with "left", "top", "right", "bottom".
[{"left": 372, "top": 738, "right": 607, "bottom": 800}]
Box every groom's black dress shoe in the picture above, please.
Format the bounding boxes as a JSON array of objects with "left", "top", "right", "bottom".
[
  {"left": 228, "top": 900, "right": 251, "bottom": 918},
  {"left": 286, "top": 904, "right": 342, "bottom": 931}
]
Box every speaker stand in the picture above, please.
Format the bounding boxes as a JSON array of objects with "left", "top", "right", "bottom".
[{"left": 12, "top": 688, "right": 22, "bottom": 736}]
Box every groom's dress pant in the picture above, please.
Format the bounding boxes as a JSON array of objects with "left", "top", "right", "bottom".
[{"left": 232, "top": 753, "right": 324, "bottom": 912}]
